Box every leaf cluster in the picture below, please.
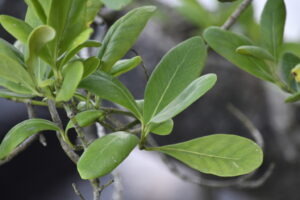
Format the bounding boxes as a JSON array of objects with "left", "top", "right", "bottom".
[{"left": 0, "top": 0, "right": 263, "bottom": 187}]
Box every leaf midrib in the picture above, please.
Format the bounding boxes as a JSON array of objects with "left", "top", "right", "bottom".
[
  {"left": 159, "top": 147, "right": 239, "bottom": 161},
  {"left": 147, "top": 47, "right": 193, "bottom": 122}
]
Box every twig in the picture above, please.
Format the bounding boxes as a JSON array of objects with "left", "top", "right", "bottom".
[
  {"left": 101, "top": 107, "right": 135, "bottom": 118},
  {"left": 63, "top": 103, "right": 89, "bottom": 149},
  {"left": 47, "top": 99, "right": 79, "bottom": 163},
  {"left": 130, "top": 49, "right": 150, "bottom": 81},
  {"left": 72, "top": 183, "right": 86, "bottom": 200},
  {"left": 221, "top": 0, "right": 253, "bottom": 30},
  {"left": 227, "top": 104, "right": 264, "bottom": 149},
  {"left": 117, "top": 120, "right": 140, "bottom": 131}
]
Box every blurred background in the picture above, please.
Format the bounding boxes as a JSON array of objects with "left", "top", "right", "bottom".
[{"left": 1, "top": 0, "right": 300, "bottom": 199}]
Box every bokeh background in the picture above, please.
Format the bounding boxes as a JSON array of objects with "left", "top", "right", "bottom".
[{"left": 1, "top": 0, "right": 300, "bottom": 199}]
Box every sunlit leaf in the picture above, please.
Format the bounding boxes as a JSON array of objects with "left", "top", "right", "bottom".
[{"left": 149, "top": 134, "right": 263, "bottom": 177}]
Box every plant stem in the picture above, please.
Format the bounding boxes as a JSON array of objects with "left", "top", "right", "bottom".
[
  {"left": 63, "top": 101, "right": 103, "bottom": 200},
  {"left": 63, "top": 103, "right": 89, "bottom": 149},
  {"left": 47, "top": 99, "right": 79, "bottom": 163},
  {"left": 221, "top": 0, "right": 253, "bottom": 30}
]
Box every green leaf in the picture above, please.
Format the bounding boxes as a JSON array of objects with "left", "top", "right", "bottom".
[
  {"left": 26, "top": 25, "right": 56, "bottom": 71},
  {"left": 144, "top": 37, "right": 207, "bottom": 123},
  {"left": 0, "top": 78, "right": 34, "bottom": 95},
  {"left": 0, "top": 88, "right": 34, "bottom": 99},
  {"left": 280, "top": 52, "right": 300, "bottom": 92},
  {"left": 150, "top": 74, "right": 217, "bottom": 124},
  {"left": 0, "top": 119, "right": 61, "bottom": 160},
  {"left": 102, "top": 0, "right": 133, "bottom": 10},
  {"left": 98, "top": 6, "right": 156, "bottom": 71},
  {"left": 59, "top": 40, "right": 101, "bottom": 68},
  {"left": 0, "top": 39, "right": 36, "bottom": 92},
  {"left": 204, "top": 27, "right": 274, "bottom": 82},
  {"left": 82, "top": 57, "right": 101, "bottom": 79},
  {"left": 65, "top": 110, "right": 104, "bottom": 132},
  {"left": 148, "top": 134, "right": 263, "bottom": 177},
  {"left": 110, "top": 56, "right": 142, "bottom": 77},
  {"left": 56, "top": 61, "right": 84, "bottom": 102},
  {"left": 0, "top": 15, "right": 33, "bottom": 44},
  {"left": 236, "top": 45, "right": 274, "bottom": 61},
  {"left": 59, "top": 1, "right": 92, "bottom": 54},
  {"left": 260, "top": 0, "right": 286, "bottom": 60},
  {"left": 25, "top": 0, "right": 47, "bottom": 24},
  {"left": 79, "top": 71, "right": 142, "bottom": 119},
  {"left": 48, "top": 0, "right": 72, "bottom": 45},
  {"left": 149, "top": 119, "right": 174, "bottom": 136},
  {"left": 77, "top": 132, "right": 139, "bottom": 179},
  {"left": 86, "top": 0, "right": 104, "bottom": 24}
]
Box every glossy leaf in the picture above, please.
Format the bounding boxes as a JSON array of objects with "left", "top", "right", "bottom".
[
  {"left": 110, "top": 56, "right": 142, "bottom": 77},
  {"left": 150, "top": 74, "right": 217, "bottom": 124},
  {"left": 204, "top": 27, "right": 274, "bottom": 82},
  {"left": 102, "top": 0, "right": 133, "bottom": 10},
  {"left": 260, "top": 0, "right": 286, "bottom": 59},
  {"left": 26, "top": 25, "right": 56, "bottom": 71},
  {"left": 77, "top": 132, "right": 139, "bottom": 179},
  {"left": 149, "top": 134, "right": 263, "bottom": 177},
  {"left": 82, "top": 57, "right": 100, "bottom": 79},
  {"left": 144, "top": 37, "right": 207, "bottom": 123},
  {"left": 280, "top": 52, "right": 300, "bottom": 92},
  {"left": 79, "top": 71, "right": 142, "bottom": 119},
  {"left": 149, "top": 119, "right": 174, "bottom": 136},
  {"left": 0, "top": 15, "right": 33, "bottom": 44},
  {"left": 65, "top": 110, "right": 104, "bottom": 132},
  {"left": 0, "top": 119, "right": 61, "bottom": 160},
  {"left": 236, "top": 45, "right": 274, "bottom": 61},
  {"left": 98, "top": 6, "right": 156, "bottom": 71},
  {"left": 56, "top": 61, "right": 84, "bottom": 102}
]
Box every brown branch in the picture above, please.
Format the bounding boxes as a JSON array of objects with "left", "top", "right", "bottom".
[{"left": 221, "top": 0, "right": 253, "bottom": 30}]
